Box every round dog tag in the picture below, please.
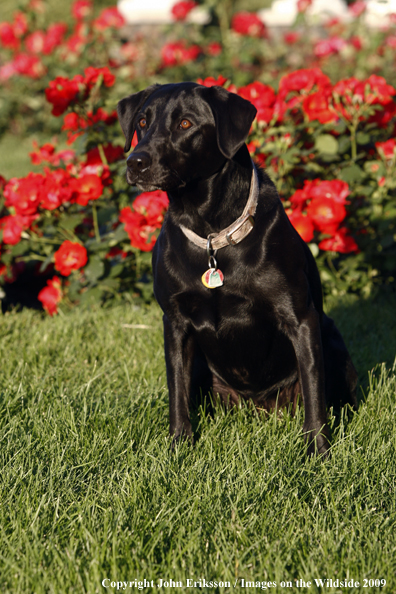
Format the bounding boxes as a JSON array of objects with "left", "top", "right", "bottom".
[{"left": 201, "top": 268, "right": 224, "bottom": 289}]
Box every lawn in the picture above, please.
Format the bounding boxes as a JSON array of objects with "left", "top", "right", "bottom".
[{"left": 1, "top": 290, "right": 395, "bottom": 593}]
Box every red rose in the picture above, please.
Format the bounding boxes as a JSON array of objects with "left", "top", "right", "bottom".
[
  {"left": 0, "top": 214, "right": 37, "bottom": 245},
  {"left": 308, "top": 180, "right": 350, "bottom": 205},
  {"left": 72, "top": 0, "right": 93, "bottom": 20},
  {"left": 119, "top": 208, "right": 157, "bottom": 252},
  {"left": 314, "top": 37, "right": 347, "bottom": 58},
  {"left": 279, "top": 68, "right": 332, "bottom": 101},
  {"left": 133, "top": 190, "right": 169, "bottom": 227},
  {"left": 30, "top": 142, "right": 55, "bottom": 164},
  {"left": 364, "top": 75, "right": 395, "bottom": 103},
  {"left": 80, "top": 144, "right": 123, "bottom": 186},
  {"left": 375, "top": 138, "right": 396, "bottom": 159},
  {"left": 302, "top": 90, "right": 336, "bottom": 123},
  {"left": 62, "top": 109, "right": 117, "bottom": 144},
  {"left": 39, "top": 169, "right": 74, "bottom": 210},
  {"left": 306, "top": 197, "right": 347, "bottom": 234},
  {"left": 289, "top": 185, "right": 311, "bottom": 212},
  {"left": 30, "top": 142, "right": 75, "bottom": 166},
  {"left": 43, "top": 23, "right": 67, "bottom": 54},
  {"left": 297, "top": 0, "right": 313, "bottom": 12},
  {"left": 45, "top": 75, "right": 83, "bottom": 116},
  {"left": 0, "top": 215, "right": 23, "bottom": 245},
  {"left": 12, "top": 11, "right": 28, "bottom": 36},
  {"left": 206, "top": 42, "right": 222, "bottom": 56},
  {"left": 350, "top": 35, "right": 363, "bottom": 50},
  {"left": 64, "top": 31, "right": 87, "bottom": 56},
  {"left": 12, "top": 54, "right": 46, "bottom": 79},
  {"left": 332, "top": 77, "right": 361, "bottom": 100},
  {"left": 86, "top": 143, "right": 124, "bottom": 165},
  {"left": 386, "top": 35, "right": 396, "bottom": 49},
  {"left": 0, "top": 23, "right": 19, "bottom": 50},
  {"left": 54, "top": 241, "right": 88, "bottom": 276},
  {"left": 231, "top": 11, "right": 267, "bottom": 38},
  {"left": 161, "top": 41, "right": 201, "bottom": 68},
  {"left": 318, "top": 229, "right": 359, "bottom": 253},
  {"left": 238, "top": 82, "right": 276, "bottom": 123},
  {"left": 119, "top": 190, "right": 168, "bottom": 252},
  {"left": 288, "top": 211, "right": 314, "bottom": 242},
  {"left": 0, "top": 61, "right": 17, "bottom": 82},
  {"left": 38, "top": 276, "right": 63, "bottom": 316},
  {"left": 84, "top": 66, "right": 115, "bottom": 89},
  {"left": 348, "top": 1, "right": 366, "bottom": 17},
  {"left": 333, "top": 75, "right": 396, "bottom": 126},
  {"left": 69, "top": 174, "right": 103, "bottom": 206},
  {"left": 4, "top": 173, "right": 44, "bottom": 216},
  {"left": 93, "top": 7, "right": 125, "bottom": 30},
  {"left": 106, "top": 246, "right": 127, "bottom": 260},
  {"left": 171, "top": 1, "right": 198, "bottom": 21},
  {"left": 25, "top": 31, "right": 46, "bottom": 54},
  {"left": 284, "top": 32, "right": 300, "bottom": 45},
  {"left": 94, "top": 108, "right": 118, "bottom": 126},
  {"left": 197, "top": 75, "right": 228, "bottom": 88}
]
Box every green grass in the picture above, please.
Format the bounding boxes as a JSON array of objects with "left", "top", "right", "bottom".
[
  {"left": 0, "top": 290, "right": 395, "bottom": 593},
  {"left": 0, "top": 132, "right": 57, "bottom": 179}
]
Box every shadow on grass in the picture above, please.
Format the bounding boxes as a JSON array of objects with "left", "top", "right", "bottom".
[{"left": 324, "top": 287, "right": 396, "bottom": 391}]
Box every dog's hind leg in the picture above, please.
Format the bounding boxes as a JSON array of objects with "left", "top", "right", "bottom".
[{"left": 321, "top": 313, "right": 358, "bottom": 413}]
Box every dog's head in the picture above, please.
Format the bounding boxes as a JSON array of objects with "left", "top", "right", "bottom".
[{"left": 117, "top": 82, "right": 257, "bottom": 191}]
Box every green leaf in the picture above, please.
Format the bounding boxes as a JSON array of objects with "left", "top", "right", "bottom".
[
  {"left": 380, "top": 235, "right": 395, "bottom": 249},
  {"left": 10, "top": 242, "right": 29, "bottom": 257},
  {"left": 339, "top": 164, "right": 364, "bottom": 183},
  {"left": 356, "top": 131, "right": 370, "bottom": 145},
  {"left": 337, "top": 137, "right": 351, "bottom": 155},
  {"left": 97, "top": 206, "right": 117, "bottom": 226},
  {"left": 84, "top": 255, "right": 105, "bottom": 283},
  {"left": 331, "top": 120, "right": 347, "bottom": 135},
  {"left": 39, "top": 253, "right": 54, "bottom": 273},
  {"left": 85, "top": 238, "right": 108, "bottom": 252},
  {"left": 364, "top": 160, "right": 385, "bottom": 177},
  {"left": 315, "top": 134, "right": 339, "bottom": 155},
  {"left": 98, "top": 278, "right": 120, "bottom": 291},
  {"left": 79, "top": 286, "right": 104, "bottom": 305},
  {"left": 111, "top": 225, "right": 129, "bottom": 243},
  {"left": 109, "top": 263, "right": 124, "bottom": 278},
  {"left": 59, "top": 214, "right": 84, "bottom": 232}
]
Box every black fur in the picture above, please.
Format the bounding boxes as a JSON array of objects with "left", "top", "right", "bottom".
[{"left": 118, "top": 82, "right": 358, "bottom": 457}]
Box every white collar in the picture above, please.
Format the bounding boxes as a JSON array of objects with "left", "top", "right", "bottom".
[{"left": 179, "top": 160, "right": 259, "bottom": 250}]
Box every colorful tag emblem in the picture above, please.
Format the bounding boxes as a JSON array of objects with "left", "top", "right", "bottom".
[{"left": 201, "top": 268, "right": 224, "bottom": 289}]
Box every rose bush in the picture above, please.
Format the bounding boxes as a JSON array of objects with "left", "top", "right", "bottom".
[{"left": 0, "top": 0, "right": 395, "bottom": 313}]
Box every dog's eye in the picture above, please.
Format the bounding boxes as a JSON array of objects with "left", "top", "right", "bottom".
[
  {"left": 138, "top": 118, "right": 147, "bottom": 128},
  {"left": 179, "top": 119, "right": 192, "bottom": 130}
]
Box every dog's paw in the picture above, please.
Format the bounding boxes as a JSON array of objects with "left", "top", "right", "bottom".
[
  {"left": 170, "top": 431, "right": 194, "bottom": 451},
  {"left": 304, "top": 427, "right": 331, "bottom": 459}
]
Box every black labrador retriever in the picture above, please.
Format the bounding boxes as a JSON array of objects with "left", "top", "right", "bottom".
[{"left": 117, "top": 82, "right": 358, "bottom": 456}]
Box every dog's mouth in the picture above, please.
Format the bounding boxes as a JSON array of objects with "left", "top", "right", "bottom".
[
  {"left": 126, "top": 171, "right": 162, "bottom": 192},
  {"left": 125, "top": 168, "right": 153, "bottom": 189},
  {"left": 126, "top": 168, "right": 183, "bottom": 192},
  {"left": 136, "top": 181, "right": 162, "bottom": 192}
]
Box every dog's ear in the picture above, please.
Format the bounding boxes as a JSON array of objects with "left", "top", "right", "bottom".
[
  {"left": 117, "top": 84, "right": 161, "bottom": 152},
  {"left": 201, "top": 85, "right": 257, "bottom": 159}
]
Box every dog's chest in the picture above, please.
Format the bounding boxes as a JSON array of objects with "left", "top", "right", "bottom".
[
  {"left": 175, "top": 287, "right": 276, "bottom": 350},
  {"left": 175, "top": 286, "right": 294, "bottom": 391}
]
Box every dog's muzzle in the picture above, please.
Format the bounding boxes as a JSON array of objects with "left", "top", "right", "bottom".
[{"left": 127, "top": 151, "right": 152, "bottom": 177}]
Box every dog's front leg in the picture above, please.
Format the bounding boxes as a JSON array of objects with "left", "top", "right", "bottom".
[
  {"left": 292, "top": 307, "right": 330, "bottom": 457},
  {"left": 163, "top": 314, "right": 195, "bottom": 446}
]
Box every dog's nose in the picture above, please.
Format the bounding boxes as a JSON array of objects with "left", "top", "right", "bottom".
[{"left": 127, "top": 151, "right": 151, "bottom": 175}]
